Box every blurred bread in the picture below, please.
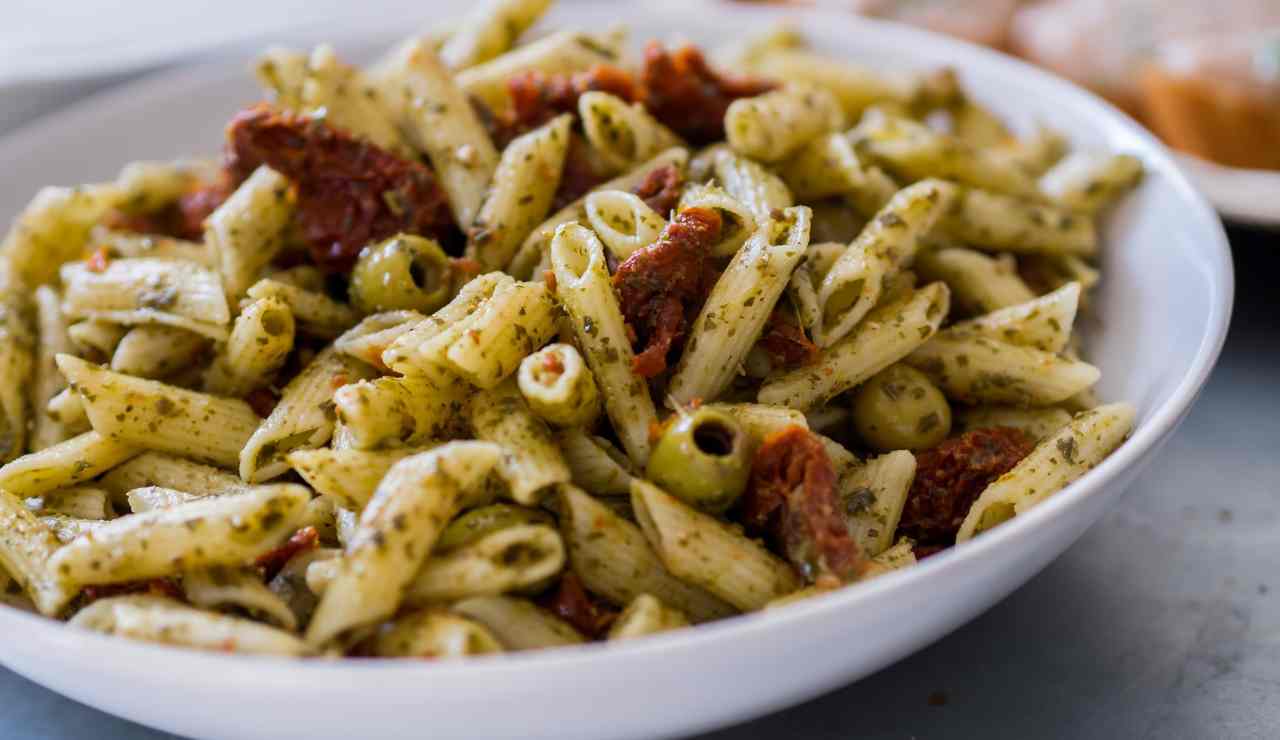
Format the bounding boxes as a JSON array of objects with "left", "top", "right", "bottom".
[{"left": 1140, "top": 31, "right": 1280, "bottom": 170}]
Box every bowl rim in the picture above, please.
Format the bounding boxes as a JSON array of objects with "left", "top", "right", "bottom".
[{"left": 0, "top": 1, "right": 1234, "bottom": 683}]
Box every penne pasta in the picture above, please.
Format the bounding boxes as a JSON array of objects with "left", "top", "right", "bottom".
[
  {"left": 99, "top": 452, "right": 245, "bottom": 503},
  {"left": 30, "top": 286, "right": 76, "bottom": 451},
  {"left": 70, "top": 595, "right": 309, "bottom": 656},
  {"left": 457, "top": 30, "right": 622, "bottom": 112},
  {"left": 667, "top": 206, "right": 811, "bottom": 406},
  {"left": 57, "top": 354, "right": 261, "bottom": 469},
  {"left": 631, "top": 479, "right": 799, "bottom": 612},
  {"left": 302, "top": 45, "right": 411, "bottom": 156},
  {"left": 943, "top": 282, "right": 1081, "bottom": 354},
  {"left": 1040, "top": 152, "right": 1143, "bottom": 215},
  {"left": 940, "top": 187, "right": 1097, "bottom": 257},
  {"left": 745, "top": 50, "right": 911, "bottom": 119},
  {"left": 439, "top": 0, "right": 554, "bottom": 69},
  {"left": 26, "top": 486, "right": 112, "bottom": 520},
  {"left": 50, "top": 484, "right": 309, "bottom": 587},
  {"left": 286, "top": 446, "right": 429, "bottom": 511},
  {"left": 954, "top": 405, "right": 1074, "bottom": 441},
  {"left": 906, "top": 333, "right": 1101, "bottom": 407},
  {"left": 305, "top": 442, "right": 502, "bottom": 645},
  {"left": 579, "top": 91, "right": 683, "bottom": 173},
  {"left": 958, "top": 404, "right": 1136, "bottom": 541},
  {"left": 451, "top": 595, "right": 584, "bottom": 650},
  {"left": 914, "top": 247, "right": 1036, "bottom": 316},
  {"left": 205, "top": 166, "right": 294, "bottom": 301},
  {"left": 203, "top": 296, "right": 295, "bottom": 396},
  {"left": 369, "top": 608, "right": 504, "bottom": 658},
  {"left": 402, "top": 524, "right": 565, "bottom": 605},
  {"left": 469, "top": 378, "right": 571, "bottom": 506},
  {"left": 332, "top": 374, "right": 468, "bottom": 450},
  {"left": 606, "top": 594, "right": 690, "bottom": 641},
  {"left": 245, "top": 279, "right": 359, "bottom": 340},
  {"left": 551, "top": 223, "right": 658, "bottom": 465},
  {"left": 0, "top": 431, "right": 140, "bottom": 498},
  {"left": 676, "top": 183, "right": 758, "bottom": 257},
  {"left": 517, "top": 343, "right": 601, "bottom": 428},
  {"left": 2, "top": 184, "right": 123, "bottom": 286},
  {"left": 60, "top": 257, "right": 230, "bottom": 338},
  {"left": 840, "top": 450, "right": 916, "bottom": 557},
  {"left": 758, "top": 282, "right": 950, "bottom": 411},
  {"left": 126, "top": 486, "right": 215, "bottom": 513},
  {"left": 725, "top": 84, "right": 845, "bottom": 162},
  {"left": 184, "top": 565, "right": 299, "bottom": 630},
  {"left": 704, "top": 145, "right": 793, "bottom": 221},
  {"left": 555, "top": 429, "right": 636, "bottom": 497},
  {"left": 584, "top": 190, "right": 667, "bottom": 259},
  {"left": 0, "top": 492, "right": 78, "bottom": 616},
  {"left": 110, "top": 325, "right": 209, "bottom": 379}
]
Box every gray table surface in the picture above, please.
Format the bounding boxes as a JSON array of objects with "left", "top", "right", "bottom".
[{"left": 1, "top": 82, "right": 1277, "bottom": 740}]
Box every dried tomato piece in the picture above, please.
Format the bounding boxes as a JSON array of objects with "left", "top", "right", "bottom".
[
  {"left": 759, "top": 307, "right": 819, "bottom": 368},
  {"left": 225, "top": 104, "right": 454, "bottom": 272},
  {"left": 640, "top": 42, "right": 777, "bottom": 144},
  {"left": 899, "top": 427, "right": 1035, "bottom": 545},
  {"left": 538, "top": 572, "right": 617, "bottom": 638},
  {"left": 613, "top": 207, "right": 722, "bottom": 378},
  {"left": 255, "top": 526, "right": 320, "bottom": 582},
  {"left": 743, "top": 426, "right": 865, "bottom": 583},
  {"left": 631, "top": 163, "right": 684, "bottom": 217},
  {"left": 553, "top": 133, "right": 611, "bottom": 211},
  {"left": 176, "top": 179, "right": 231, "bottom": 237},
  {"left": 496, "top": 65, "right": 639, "bottom": 146}
]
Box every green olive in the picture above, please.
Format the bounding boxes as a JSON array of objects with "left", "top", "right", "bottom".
[
  {"left": 645, "top": 408, "right": 752, "bottom": 513},
  {"left": 348, "top": 234, "right": 453, "bottom": 314},
  {"left": 435, "top": 504, "right": 554, "bottom": 553},
  {"left": 852, "top": 364, "right": 952, "bottom": 452}
]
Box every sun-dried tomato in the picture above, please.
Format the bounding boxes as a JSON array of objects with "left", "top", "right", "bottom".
[
  {"left": 612, "top": 207, "right": 722, "bottom": 378},
  {"left": 538, "top": 572, "right": 617, "bottom": 639},
  {"left": 245, "top": 388, "right": 279, "bottom": 418},
  {"left": 553, "top": 133, "right": 610, "bottom": 211},
  {"left": 900, "top": 427, "right": 1035, "bottom": 546},
  {"left": 176, "top": 179, "right": 231, "bottom": 237},
  {"left": 494, "top": 65, "right": 639, "bottom": 147},
  {"left": 742, "top": 426, "right": 866, "bottom": 583},
  {"left": 631, "top": 163, "right": 684, "bottom": 217},
  {"left": 640, "top": 42, "right": 777, "bottom": 144},
  {"left": 225, "top": 104, "right": 454, "bottom": 272},
  {"left": 255, "top": 526, "right": 320, "bottom": 582},
  {"left": 759, "top": 307, "right": 819, "bottom": 368}
]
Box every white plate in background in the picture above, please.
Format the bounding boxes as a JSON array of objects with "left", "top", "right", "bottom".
[
  {"left": 1176, "top": 154, "right": 1280, "bottom": 228},
  {"left": 0, "top": 3, "right": 1233, "bottom": 739}
]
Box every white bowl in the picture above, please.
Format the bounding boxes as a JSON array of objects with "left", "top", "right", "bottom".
[{"left": 0, "top": 3, "right": 1232, "bottom": 739}]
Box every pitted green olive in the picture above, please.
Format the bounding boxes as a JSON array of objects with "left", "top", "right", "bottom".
[
  {"left": 645, "top": 408, "right": 752, "bottom": 513},
  {"left": 348, "top": 234, "right": 452, "bottom": 313},
  {"left": 852, "top": 364, "right": 951, "bottom": 452}
]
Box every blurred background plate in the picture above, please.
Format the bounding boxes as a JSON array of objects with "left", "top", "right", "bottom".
[{"left": 1176, "top": 154, "right": 1280, "bottom": 228}]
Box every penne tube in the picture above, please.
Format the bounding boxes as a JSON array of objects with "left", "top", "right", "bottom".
[
  {"left": 57, "top": 354, "right": 261, "bottom": 469},
  {"left": 852, "top": 108, "right": 1041, "bottom": 200},
  {"left": 814, "top": 179, "right": 955, "bottom": 347},
  {"left": 940, "top": 187, "right": 1097, "bottom": 257},
  {"left": 606, "top": 594, "right": 690, "bottom": 641},
  {"left": 287, "top": 446, "right": 430, "bottom": 511},
  {"left": 1040, "top": 152, "right": 1143, "bottom": 215},
  {"left": 60, "top": 257, "right": 230, "bottom": 333},
  {"left": 558, "top": 485, "right": 736, "bottom": 621},
  {"left": 676, "top": 183, "right": 758, "bottom": 257},
  {"left": 26, "top": 486, "right": 112, "bottom": 520},
  {"left": 776, "top": 132, "right": 884, "bottom": 203},
  {"left": 51, "top": 484, "right": 309, "bottom": 587},
  {"left": 555, "top": 429, "right": 636, "bottom": 497},
  {"left": 443, "top": 281, "right": 557, "bottom": 388},
  {"left": 839, "top": 450, "right": 916, "bottom": 557},
  {"left": 267, "top": 546, "right": 338, "bottom": 630},
  {"left": 378, "top": 39, "right": 500, "bottom": 227},
  {"left": 957, "top": 403, "right": 1135, "bottom": 541},
  {"left": 67, "top": 319, "right": 126, "bottom": 359},
  {"left": 184, "top": 565, "right": 298, "bottom": 630},
  {"left": 0, "top": 492, "right": 78, "bottom": 616},
  {"left": 954, "top": 405, "right": 1073, "bottom": 441},
  {"left": 457, "top": 30, "right": 621, "bottom": 113},
  {"left": 667, "top": 206, "right": 811, "bottom": 406},
  {"left": 39, "top": 514, "right": 110, "bottom": 545},
  {"left": 758, "top": 282, "right": 950, "bottom": 411},
  {"left": 332, "top": 310, "right": 425, "bottom": 371},
  {"left": 584, "top": 190, "right": 667, "bottom": 259},
  {"left": 30, "top": 286, "right": 75, "bottom": 451},
  {"left": 703, "top": 402, "right": 809, "bottom": 443},
  {"left": 0, "top": 431, "right": 140, "bottom": 498},
  {"left": 305, "top": 442, "right": 501, "bottom": 645},
  {"left": 99, "top": 452, "right": 245, "bottom": 503},
  {"left": 126, "top": 486, "right": 215, "bottom": 513},
  {"left": 205, "top": 166, "right": 293, "bottom": 301},
  {"left": 239, "top": 348, "right": 377, "bottom": 482},
  {"left": 70, "top": 595, "right": 309, "bottom": 656},
  {"left": 510, "top": 147, "right": 688, "bottom": 280},
  {"left": 245, "top": 279, "right": 359, "bottom": 340},
  {"left": 203, "top": 296, "right": 295, "bottom": 396},
  {"left": 2, "top": 184, "right": 123, "bottom": 286},
  {"left": 856, "top": 537, "right": 917, "bottom": 581},
  {"left": 0, "top": 290, "right": 34, "bottom": 463},
  {"left": 468, "top": 115, "right": 573, "bottom": 270},
  {"left": 579, "top": 91, "right": 683, "bottom": 173},
  {"left": 402, "top": 524, "right": 565, "bottom": 605},
  {"left": 382, "top": 272, "right": 511, "bottom": 378},
  {"left": 517, "top": 343, "right": 602, "bottom": 428},
  {"left": 439, "top": 0, "right": 553, "bottom": 69},
  {"left": 332, "top": 374, "right": 468, "bottom": 450},
  {"left": 551, "top": 223, "right": 658, "bottom": 465},
  {"left": 110, "top": 325, "right": 209, "bottom": 379},
  {"left": 725, "top": 84, "right": 845, "bottom": 162},
  {"left": 705, "top": 145, "right": 793, "bottom": 221},
  {"left": 451, "top": 595, "right": 584, "bottom": 650},
  {"left": 631, "top": 479, "right": 799, "bottom": 612},
  {"left": 470, "top": 378, "right": 572, "bottom": 506},
  {"left": 113, "top": 159, "right": 216, "bottom": 216},
  {"left": 746, "top": 50, "right": 911, "bottom": 119},
  {"left": 944, "top": 282, "right": 1080, "bottom": 354},
  {"left": 46, "top": 388, "right": 89, "bottom": 438},
  {"left": 906, "top": 334, "right": 1101, "bottom": 407},
  {"left": 370, "top": 609, "right": 504, "bottom": 658},
  {"left": 914, "top": 247, "right": 1036, "bottom": 315},
  {"left": 302, "top": 45, "right": 410, "bottom": 156},
  {"left": 991, "top": 125, "right": 1068, "bottom": 178}
]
